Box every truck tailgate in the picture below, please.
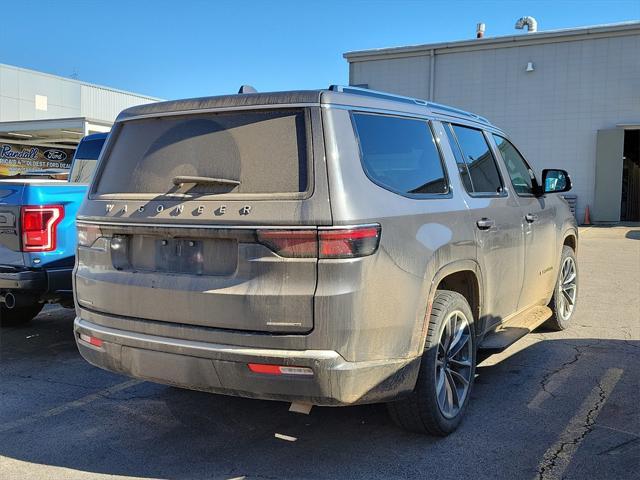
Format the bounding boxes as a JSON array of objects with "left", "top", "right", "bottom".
[{"left": 0, "top": 184, "right": 25, "bottom": 266}]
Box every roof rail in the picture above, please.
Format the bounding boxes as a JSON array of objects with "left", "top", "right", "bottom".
[
  {"left": 425, "top": 101, "right": 491, "bottom": 124},
  {"left": 328, "top": 85, "right": 490, "bottom": 125},
  {"left": 328, "top": 85, "right": 427, "bottom": 106}
]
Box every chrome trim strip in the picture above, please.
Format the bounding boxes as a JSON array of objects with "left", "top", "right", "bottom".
[
  {"left": 75, "top": 317, "right": 340, "bottom": 360},
  {"left": 76, "top": 219, "right": 380, "bottom": 230}
]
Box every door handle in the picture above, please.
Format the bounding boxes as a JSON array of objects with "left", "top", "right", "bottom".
[
  {"left": 476, "top": 218, "right": 495, "bottom": 230},
  {"left": 525, "top": 213, "right": 538, "bottom": 223}
]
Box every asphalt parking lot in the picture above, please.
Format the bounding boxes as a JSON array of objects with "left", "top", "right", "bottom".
[{"left": 0, "top": 225, "right": 638, "bottom": 480}]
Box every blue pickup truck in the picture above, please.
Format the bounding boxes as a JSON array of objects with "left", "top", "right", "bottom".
[{"left": 0, "top": 133, "right": 107, "bottom": 326}]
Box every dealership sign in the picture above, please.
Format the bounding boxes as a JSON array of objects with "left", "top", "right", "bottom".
[{"left": 0, "top": 143, "right": 75, "bottom": 176}]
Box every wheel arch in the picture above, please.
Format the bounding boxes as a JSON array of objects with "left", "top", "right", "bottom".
[
  {"left": 562, "top": 229, "right": 578, "bottom": 254},
  {"left": 416, "top": 259, "right": 484, "bottom": 354}
]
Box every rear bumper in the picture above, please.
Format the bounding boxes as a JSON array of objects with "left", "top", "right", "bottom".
[
  {"left": 0, "top": 266, "right": 72, "bottom": 295},
  {"left": 74, "top": 316, "right": 420, "bottom": 406},
  {"left": 0, "top": 268, "right": 45, "bottom": 290}
]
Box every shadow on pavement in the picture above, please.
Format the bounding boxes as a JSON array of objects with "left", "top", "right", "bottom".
[{"left": 0, "top": 311, "right": 638, "bottom": 480}]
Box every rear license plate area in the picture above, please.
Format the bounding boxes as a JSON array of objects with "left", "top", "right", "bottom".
[
  {"left": 123, "top": 235, "right": 238, "bottom": 276},
  {"left": 156, "top": 238, "right": 204, "bottom": 274}
]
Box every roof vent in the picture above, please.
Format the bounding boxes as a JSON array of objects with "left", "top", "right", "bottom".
[
  {"left": 476, "top": 23, "right": 486, "bottom": 38},
  {"left": 515, "top": 16, "right": 538, "bottom": 33},
  {"left": 238, "top": 85, "right": 258, "bottom": 94}
]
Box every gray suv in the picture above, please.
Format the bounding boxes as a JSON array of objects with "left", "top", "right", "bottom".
[{"left": 73, "top": 86, "right": 578, "bottom": 435}]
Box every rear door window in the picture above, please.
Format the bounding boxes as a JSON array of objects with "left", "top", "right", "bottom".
[
  {"left": 352, "top": 113, "right": 448, "bottom": 196},
  {"left": 95, "top": 109, "right": 309, "bottom": 197},
  {"left": 449, "top": 125, "right": 504, "bottom": 195}
]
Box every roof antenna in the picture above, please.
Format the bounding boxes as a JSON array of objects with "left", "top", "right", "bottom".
[{"left": 238, "top": 85, "right": 258, "bottom": 94}]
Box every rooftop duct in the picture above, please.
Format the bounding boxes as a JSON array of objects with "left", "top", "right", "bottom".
[{"left": 515, "top": 16, "right": 538, "bottom": 33}]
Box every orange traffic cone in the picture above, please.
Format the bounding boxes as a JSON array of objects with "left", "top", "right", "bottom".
[{"left": 583, "top": 205, "right": 591, "bottom": 225}]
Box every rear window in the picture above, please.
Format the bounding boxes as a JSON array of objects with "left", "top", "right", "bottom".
[
  {"left": 352, "top": 113, "right": 448, "bottom": 196},
  {"left": 95, "top": 109, "right": 309, "bottom": 196},
  {"left": 69, "top": 137, "right": 106, "bottom": 184}
]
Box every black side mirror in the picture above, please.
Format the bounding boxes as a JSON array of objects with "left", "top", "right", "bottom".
[{"left": 541, "top": 169, "right": 572, "bottom": 194}]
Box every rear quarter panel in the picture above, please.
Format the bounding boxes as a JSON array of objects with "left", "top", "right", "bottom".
[
  {"left": 21, "top": 183, "right": 88, "bottom": 268},
  {"left": 319, "top": 108, "right": 477, "bottom": 362}
]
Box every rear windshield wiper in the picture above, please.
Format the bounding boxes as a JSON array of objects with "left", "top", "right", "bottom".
[{"left": 172, "top": 176, "right": 240, "bottom": 187}]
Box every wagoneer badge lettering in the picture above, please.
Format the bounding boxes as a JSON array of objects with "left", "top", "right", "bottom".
[
  {"left": 215, "top": 205, "right": 227, "bottom": 216},
  {"left": 104, "top": 203, "right": 250, "bottom": 216}
]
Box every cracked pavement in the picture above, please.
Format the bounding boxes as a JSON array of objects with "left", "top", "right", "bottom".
[{"left": 0, "top": 225, "right": 638, "bottom": 480}]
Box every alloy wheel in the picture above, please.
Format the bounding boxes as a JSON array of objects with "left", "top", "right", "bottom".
[
  {"left": 435, "top": 310, "right": 473, "bottom": 419},
  {"left": 558, "top": 256, "right": 577, "bottom": 321}
]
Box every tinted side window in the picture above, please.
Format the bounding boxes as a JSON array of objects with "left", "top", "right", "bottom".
[
  {"left": 353, "top": 113, "right": 448, "bottom": 196},
  {"left": 69, "top": 138, "right": 106, "bottom": 184},
  {"left": 74, "top": 138, "right": 105, "bottom": 161},
  {"left": 492, "top": 135, "right": 536, "bottom": 195},
  {"left": 451, "top": 125, "right": 503, "bottom": 195}
]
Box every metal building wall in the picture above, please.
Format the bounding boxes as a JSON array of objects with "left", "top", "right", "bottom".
[
  {"left": 0, "top": 64, "right": 81, "bottom": 121},
  {"left": 79, "top": 85, "right": 157, "bottom": 121},
  {"left": 350, "top": 55, "right": 432, "bottom": 99},
  {"left": 347, "top": 27, "right": 640, "bottom": 222},
  {"left": 0, "top": 64, "right": 159, "bottom": 124}
]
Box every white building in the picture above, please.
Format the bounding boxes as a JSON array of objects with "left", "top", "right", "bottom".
[
  {"left": 0, "top": 63, "right": 161, "bottom": 175},
  {"left": 344, "top": 21, "right": 640, "bottom": 222}
]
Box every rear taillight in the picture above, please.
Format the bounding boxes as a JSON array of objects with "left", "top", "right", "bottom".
[
  {"left": 319, "top": 226, "right": 381, "bottom": 258},
  {"left": 248, "top": 363, "right": 314, "bottom": 376},
  {"left": 78, "top": 333, "right": 103, "bottom": 347},
  {"left": 20, "top": 205, "right": 64, "bottom": 252},
  {"left": 255, "top": 229, "right": 317, "bottom": 258},
  {"left": 256, "top": 225, "right": 381, "bottom": 259}
]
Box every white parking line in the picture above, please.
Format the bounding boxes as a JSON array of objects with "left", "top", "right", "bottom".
[{"left": 0, "top": 379, "right": 142, "bottom": 434}]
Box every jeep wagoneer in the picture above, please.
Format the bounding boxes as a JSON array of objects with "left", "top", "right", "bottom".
[{"left": 73, "top": 86, "right": 578, "bottom": 435}]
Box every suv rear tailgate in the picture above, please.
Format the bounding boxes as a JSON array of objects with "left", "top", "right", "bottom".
[{"left": 75, "top": 106, "right": 330, "bottom": 334}]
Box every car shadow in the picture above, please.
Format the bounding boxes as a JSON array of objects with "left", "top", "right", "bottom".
[
  {"left": 0, "top": 315, "right": 638, "bottom": 480},
  {"left": 625, "top": 230, "right": 640, "bottom": 240}
]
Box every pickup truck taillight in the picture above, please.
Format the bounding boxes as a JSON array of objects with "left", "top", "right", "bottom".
[
  {"left": 256, "top": 225, "right": 381, "bottom": 259},
  {"left": 20, "top": 205, "right": 64, "bottom": 252}
]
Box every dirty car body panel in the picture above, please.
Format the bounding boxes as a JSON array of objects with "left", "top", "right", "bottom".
[{"left": 74, "top": 88, "right": 576, "bottom": 406}]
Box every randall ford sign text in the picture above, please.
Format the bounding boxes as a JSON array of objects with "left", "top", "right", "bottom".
[{"left": 0, "top": 143, "right": 75, "bottom": 176}]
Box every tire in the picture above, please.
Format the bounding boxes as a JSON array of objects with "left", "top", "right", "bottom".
[
  {"left": 546, "top": 245, "right": 578, "bottom": 331},
  {"left": 387, "top": 290, "right": 476, "bottom": 436},
  {"left": 0, "top": 302, "right": 44, "bottom": 327}
]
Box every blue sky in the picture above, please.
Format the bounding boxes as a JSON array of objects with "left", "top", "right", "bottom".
[{"left": 1, "top": 0, "right": 638, "bottom": 100}]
